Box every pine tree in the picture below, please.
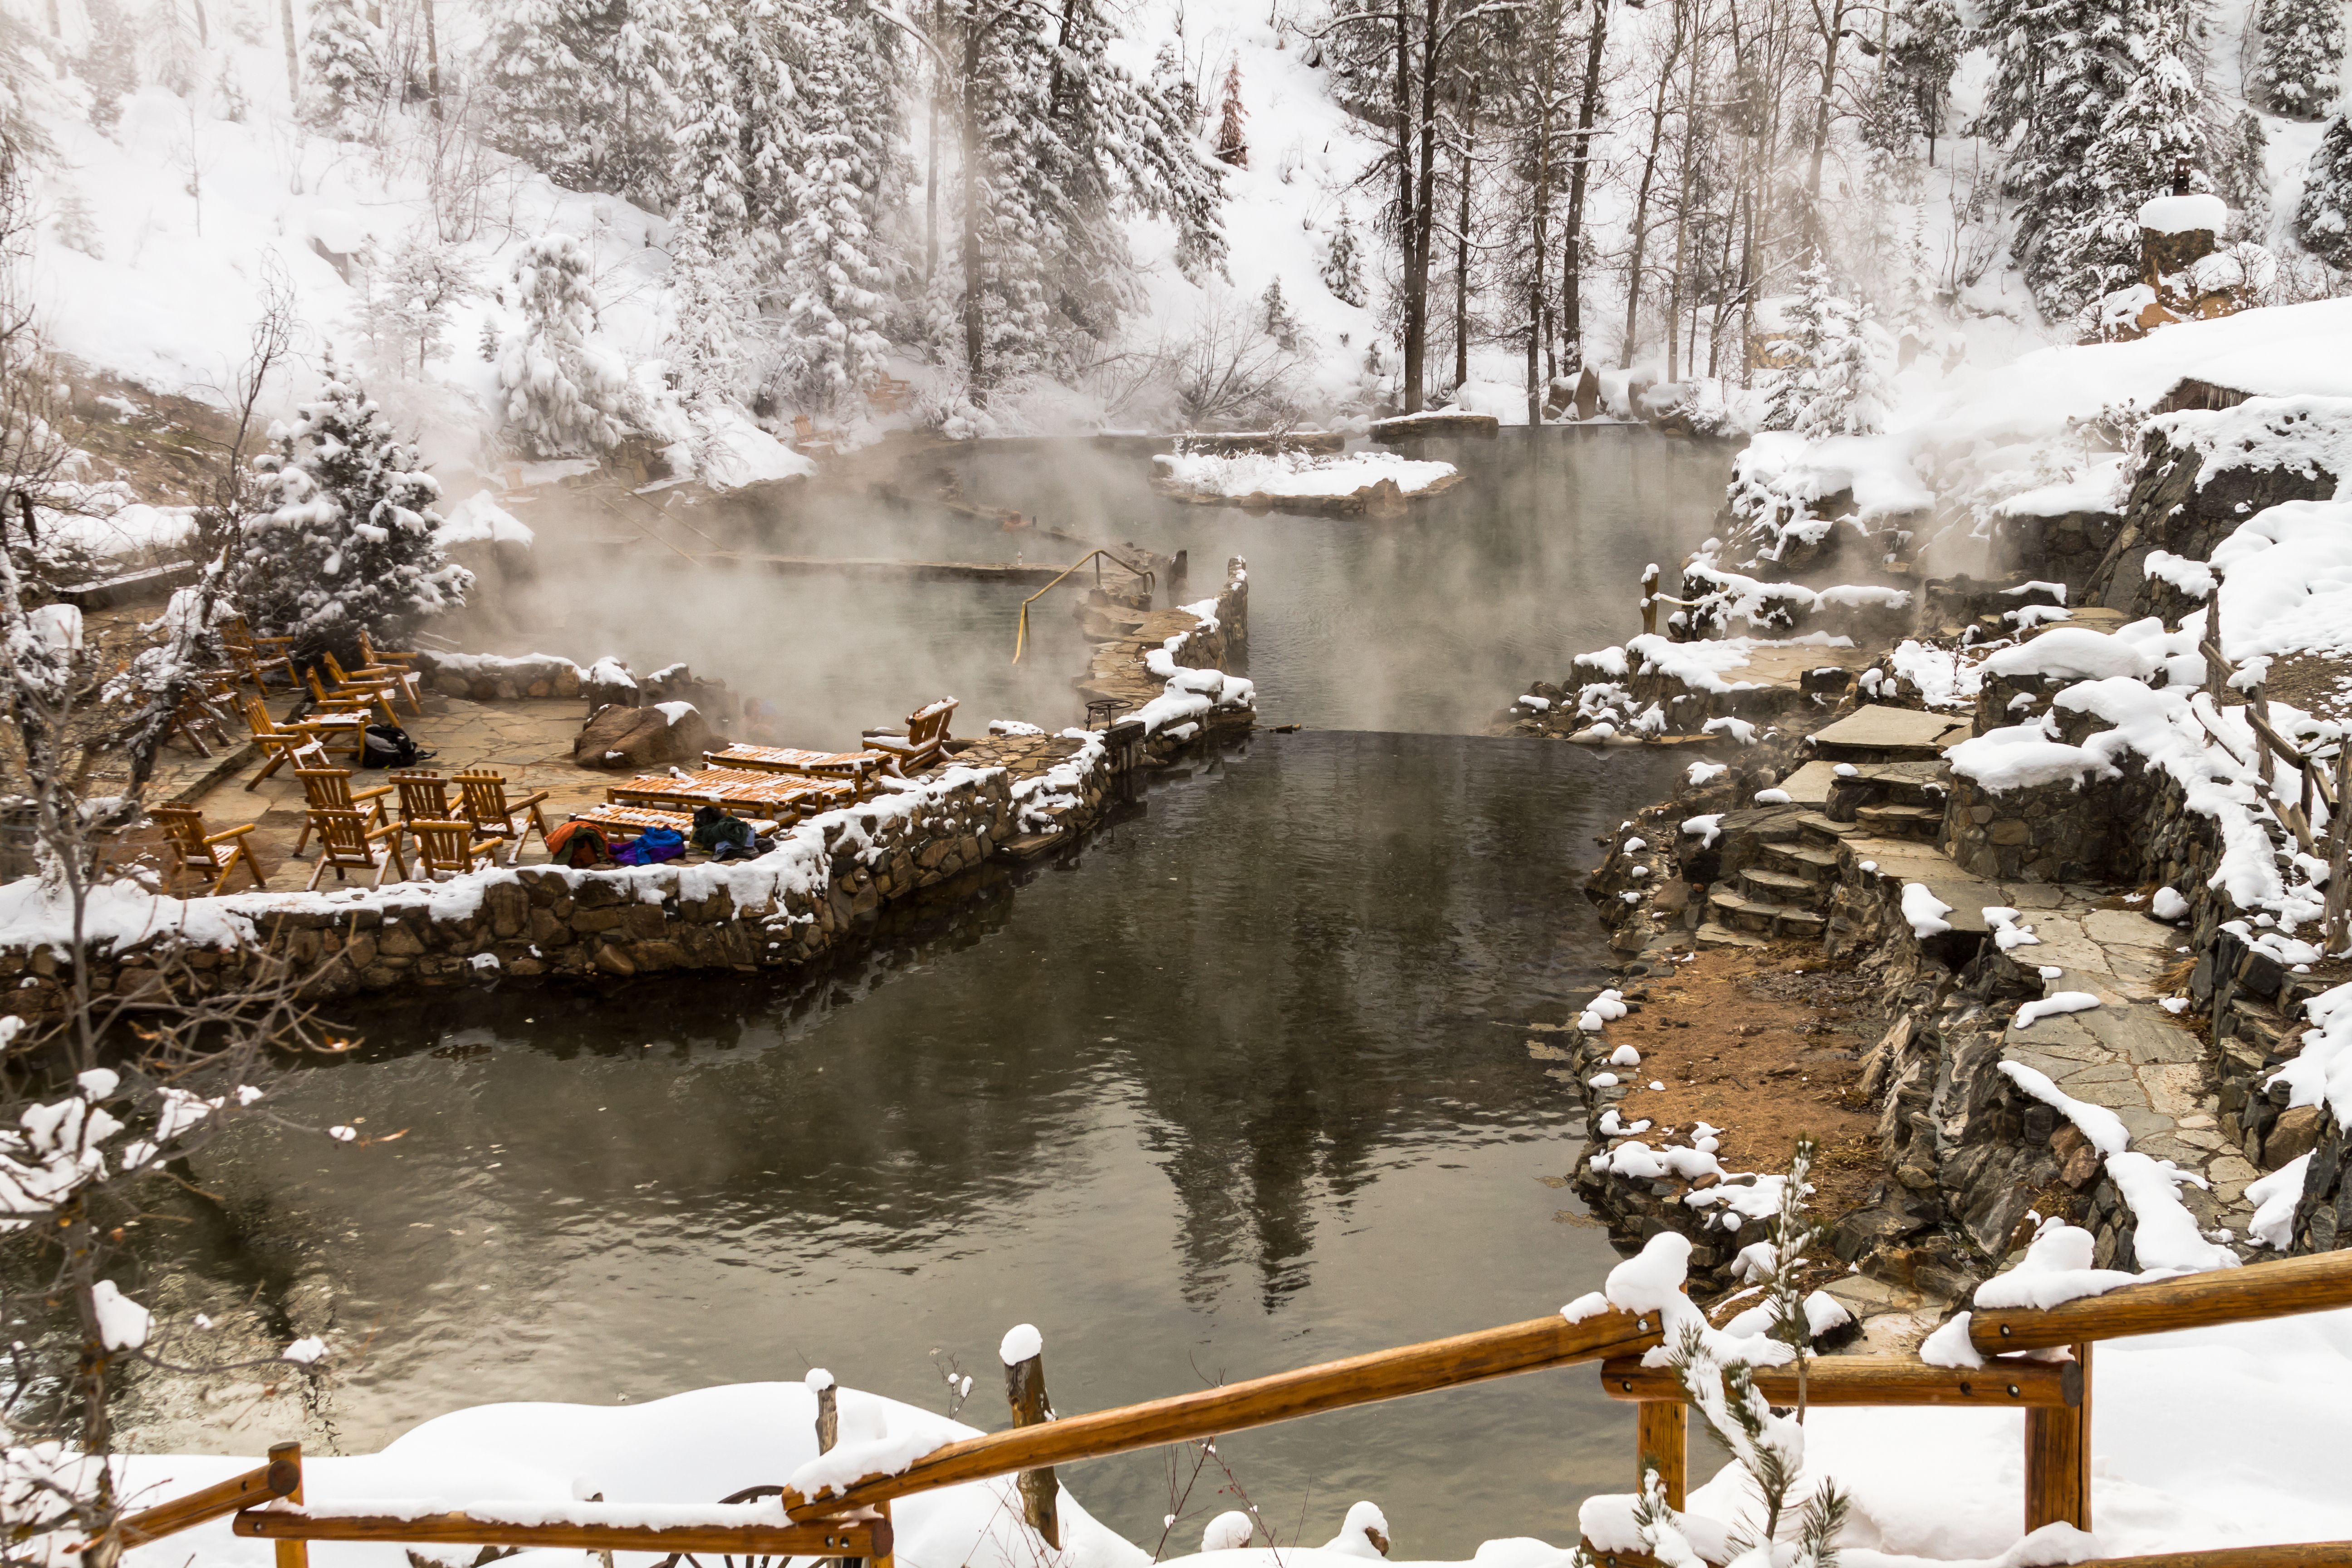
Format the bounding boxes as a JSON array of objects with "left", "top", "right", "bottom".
[
  {"left": 236, "top": 353, "right": 471, "bottom": 659},
  {"left": 666, "top": 219, "right": 757, "bottom": 408},
  {"left": 1150, "top": 41, "right": 1200, "bottom": 137},
  {"left": 83, "top": 0, "right": 140, "bottom": 132},
  {"left": 1215, "top": 54, "right": 1246, "bottom": 167},
  {"left": 1260, "top": 275, "right": 1298, "bottom": 350},
  {"left": 2213, "top": 109, "right": 2272, "bottom": 239},
  {"left": 145, "top": 0, "right": 201, "bottom": 96},
  {"left": 491, "top": 234, "right": 632, "bottom": 456},
  {"left": 1759, "top": 259, "right": 1888, "bottom": 437},
  {"left": 776, "top": 0, "right": 904, "bottom": 412},
  {"left": 2258, "top": 0, "right": 2342, "bottom": 119},
  {"left": 1323, "top": 204, "right": 1366, "bottom": 306},
  {"left": 2296, "top": 113, "right": 2352, "bottom": 265},
  {"left": 299, "top": 0, "right": 388, "bottom": 141},
  {"left": 1759, "top": 261, "right": 1833, "bottom": 433},
  {"left": 50, "top": 184, "right": 101, "bottom": 258},
  {"left": 2003, "top": 0, "right": 2208, "bottom": 317},
  {"left": 1887, "top": 0, "right": 1961, "bottom": 162},
  {"left": 354, "top": 235, "right": 477, "bottom": 379},
  {"left": 477, "top": 0, "right": 683, "bottom": 209}
]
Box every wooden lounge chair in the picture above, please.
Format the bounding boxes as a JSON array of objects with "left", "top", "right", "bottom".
[
  {"left": 607, "top": 768, "right": 849, "bottom": 819},
  {"left": 225, "top": 642, "right": 297, "bottom": 697},
  {"left": 390, "top": 770, "right": 454, "bottom": 824},
  {"left": 166, "top": 682, "right": 235, "bottom": 756},
  {"left": 703, "top": 744, "right": 886, "bottom": 793},
  {"left": 292, "top": 765, "right": 395, "bottom": 856},
  {"left": 862, "top": 698, "right": 958, "bottom": 776},
  {"left": 407, "top": 819, "right": 504, "bottom": 880},
  {"left": 152, "top": 805, "right": 268, "bottom": 895},
  {"left": 302, "top": 664, "right": 400, "bottom": 727},
  {"left": 302, "top": 808, "right": 409, "bottom": 890},
  {"left": 242, "top": 698, "right": 362, "bottom": 786},
  {"left": 457, "top": 771, "right": 552, "bottom": 865},
  {"left": 324, "top": 650, "right": 423, "bottom": 715}
]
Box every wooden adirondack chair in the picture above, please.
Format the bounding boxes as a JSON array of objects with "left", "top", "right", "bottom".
[
  {"left": 292, "top": 766, "right": 395, "bottom": 856},
  {"left": 225, "top": 641, "right": 297, "bottom": 697},
  {"left": 456, "top": 771, "right": 552, "bottom": 865},
  {"left": 390, "top": 770, "right": 454, "bottom": 824},
  {"left": 862, "top": 698, "right": 959, "bottom": 776},
  {"left": 166, "top": 682, "right": 235, "bottom": 756},
  {"left": 406, "top": 819, "right": 504, "bottom": 880},
  {"left": 242, "top": 698, "right": 363, "bottom": 786},
  {"left": 358, "top": 629, "right": 421, "bottom": 668},
  {"left": 324, "top": 650, "right": 423, "bottom": 715},
  {"left": 303, "top": 808, "right": 409, "bottom": 890},
  {"left": 151, "top": 805, "right": 268, "bottom": 895},
  {"left": 303, "top": 664, "right": 399, "bottom": 727}
]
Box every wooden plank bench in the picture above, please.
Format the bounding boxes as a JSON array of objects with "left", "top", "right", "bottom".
[
  {"left": 705, "top": 744, "right": 887, "bottom": 789},
  {"left": 607, "top": 769, "right": 853, "bottom": 818}
]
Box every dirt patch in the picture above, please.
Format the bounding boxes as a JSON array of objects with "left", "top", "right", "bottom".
[
  {"left": 1608, "top": 946, "right": 1887, "bottom": 1216},
  {"left": 2259, "top": 651, "right": 2352, "bottom": 725}
]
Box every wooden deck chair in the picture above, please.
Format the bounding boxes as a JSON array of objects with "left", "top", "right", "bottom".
[
  {"left": 243, "top": 698, "right": 362, "bottom": 786},
  {"left": 292, "top": 765, "right": 394, "bottom": 856},
  {"left": 407, "top": 819, "right": 504, "bottom": 880},
  {"left": 390, "top": 769, "right": 454, "bottom": 824},
  {"left": 221, "top": 617, "right": 295, "bottom": 659},
  {"left": 324, "top": 650, "right": 423, "bottom": 715},
  {"left": 303, "top": 808, "right": 409, "bottom": 890},
  {"left": 226, "top": 641, "right": 297, "bottom": 697},
  {"left": 862, "top": 698, "right": 959, "bottom": 776},
  {"left": 303, "top": 664, "right": 399, "bottom": 727},
  {"left": 151, "top": 805, "right": 268, "bottom": 895},
  {"left": 166, "top": 684, "right": 233, "bottom": 756},
  {"left": 358, "top": 629, "right": 421, "bottom": 668},
  {"left": 456, "top": 771, "right": 552, "bottom": 865}
]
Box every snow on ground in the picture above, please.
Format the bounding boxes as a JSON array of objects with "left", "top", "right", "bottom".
[{"left": 1151, "top": 448, "right": 1456, "bottom": 501}]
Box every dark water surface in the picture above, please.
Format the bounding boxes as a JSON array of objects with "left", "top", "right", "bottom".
[{"left": 184, "top": 733, "right": 1682, "bottom": 1555}]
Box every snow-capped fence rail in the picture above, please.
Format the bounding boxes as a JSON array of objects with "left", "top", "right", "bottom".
[{"left": 2194, "top": 581, "right": 2352, "bottom": 950}]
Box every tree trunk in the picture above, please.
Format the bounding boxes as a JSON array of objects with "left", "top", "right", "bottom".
[
  {"left": 1452, "top": 77, "right": 1476, "bottom": 394},
  {"left": 1559, "top": 0, "right": 1608, "bottom": 371},
  {"left": 280, "top": 0, "right": 299, "bottom": 100},
  {"left": 960, "top": 29, "right": 987, "bottom": 397},
  {"left": 1665, "top": 13, "right": 1703, "bottom": 382},
  {"left": 44, "top": 0, "right": 57, "bottom": 38},
  {"left": 925, "top": 67, "right": 940, "bottom": 284},
  {"left": 1806, "top": 0, "right": 1843, "bottom": 220},
  {"left": 1621, "top": 3, "right": 1682, "bottom": 368},
  {"left": 422, "top": 0, "right": 441, "bottom": 120},
  {"left": 1403, "top": 0, "right": 1443, "bottom": 412}
]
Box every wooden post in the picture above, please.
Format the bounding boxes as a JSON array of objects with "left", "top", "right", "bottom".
[
  {"left": 2023, "top": 1343, "right": 2091, "bottom": 1534},
  {"left": 1002, "top": 1327, "right": 1061, "bottom": 1549},
  {"left": 1636, "top": 1398, "right": 1686, "bottom": 1510},
  {"left": 269, "top": 1442, "right": 307, "bottom": 1568},
  {"left": 811, "top": 1372, "right": 846, "bottom": 1568},
  {"left": 1641, "top": 564, "right": 1661, "bottom": 638},
  {"left": 2205, "top": 585, "right": 2225, "bottom": 705}
]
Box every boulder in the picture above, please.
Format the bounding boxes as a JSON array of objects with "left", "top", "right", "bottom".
[{"left": 573, "top": 701, "right": 716, "bottom": 769}]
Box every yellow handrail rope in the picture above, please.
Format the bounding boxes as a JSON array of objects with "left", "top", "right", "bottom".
[{"left": 1011, "top": 549, "right": 1158, "bottom": 664}]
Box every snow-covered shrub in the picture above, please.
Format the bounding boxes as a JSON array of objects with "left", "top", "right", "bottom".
[
  {"left": 489, "top": 234, "right": 631, "bottom": 456},
  {"left": 1323, "top": 204, "right": 1366, "bottom": 307},
  {"left": 235, "top": 353, "right": 471, "bottom": 657}
]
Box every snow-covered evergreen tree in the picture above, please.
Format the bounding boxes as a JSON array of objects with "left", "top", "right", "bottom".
[
  {"left": 2296, "top": 112, "right": 2352, "bottom": 264},
  {"left": 354, "top": 235, "right": 476, "bottom": 379},
  {"left": 145, "top": 0, "right": 202, "bottom": 96},
  {"left": 49, "top": 184, "right": 99, "bottom": 257},
  {"left": 477, "top": 0, "right": 682, "bottom": 209},
  {"left": 82, "top": 0, "right": 139, "bottom": 132},
  {"left": 490, "top": 235, "right": 631, "bottom": 456},
  {"left": 1323, "top": 204, "right": 1365, "bottom": 306},
  {"left": 1760, "top": 259, "right": 1889, "bottom": 437},
  {"left": 299, "top": 0, "right": 388, "bottom": 141},
  {"left": 776, "top": 0, "right": 904, "bottom": 412},
  {"left": 235, "top": 353, "right": 471, "bottom": 657},
  {"left": 666, "top": 220, "right": 757, "bottom": 408},
  {"left": 2213, "top": 108, "right": 2272, "bottom": 237},
  {"left": 1151, "top": 41, "right": 1200, "bottom": 138},
  {"left": 1261, "top": 275, "right": 1298, "bottom": 350},
  {"left": 2001, "top": 0, "right": 2208, "bottom": 316},
  {"left": 1215, "top": 55, "right": 1246, "bottom": 167},
  {"left": 1887, "top": 0, "right": 1961, "bottom": 161},
  {"left": 2258, "top": 0, "right": 2343, "bottom": 119}
]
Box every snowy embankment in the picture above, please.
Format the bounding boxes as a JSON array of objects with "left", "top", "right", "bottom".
[{"left": 1149, "top": 449, "right": 1460, "bottom": 512}]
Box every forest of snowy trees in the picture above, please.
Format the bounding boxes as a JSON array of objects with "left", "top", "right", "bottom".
[{"left": 13, "top": 0, "right": 2352, "bottom": 436}]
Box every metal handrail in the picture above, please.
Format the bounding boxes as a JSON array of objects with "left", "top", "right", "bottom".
[{"left": 1010, "top": 549, "right": 1158, "bottom": 664}]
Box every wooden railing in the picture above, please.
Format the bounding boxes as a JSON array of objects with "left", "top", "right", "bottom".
[
  {"left": 2197, "top": 578, "right": 2352, "bottom": 948},
  {"left": 101, "top": 1251, "right": 2352, "bottom": 1568},
  {"left": 1009, "top": 548, "right": 1160, "bottom": 663}
]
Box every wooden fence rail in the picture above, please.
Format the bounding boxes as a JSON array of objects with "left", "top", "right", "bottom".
[{"left": 105, "top": 1250, "right": 2352, "bottom": 1568}]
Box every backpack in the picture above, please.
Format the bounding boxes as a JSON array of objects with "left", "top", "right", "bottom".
[
  {"left": 361, "top": 722, "right": 431, "bottom": 769},
  {"left": 611, "top": 826, "right": 685, "bottom": 866},
  {"left": 543, "top": 820, "right": 612, "bottom": 868}
]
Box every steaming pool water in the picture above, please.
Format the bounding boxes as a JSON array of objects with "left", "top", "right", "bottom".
[{"left": 155, "top": 433, "right": 1732, "bottom": 1556}]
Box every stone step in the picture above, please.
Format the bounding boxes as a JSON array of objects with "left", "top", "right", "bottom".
[
  {"left": 1708, "top": 888, "right": 1829, "bottom": 939},
  {"left": 1695, "top": 921, "right": 1768, "bottom": 950},
  {"left": 1855, "top": 802, "right": 1945, "bottom": 839},
  {"left": 1740, "top": 866, "right": 1828, "bottom": 909},
  {"left": 1759, "top": 841, "right": 1842, "bottom": 882},
  {"left": 1798, "top": 811, "right": 1864, "bottom": 849}
]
